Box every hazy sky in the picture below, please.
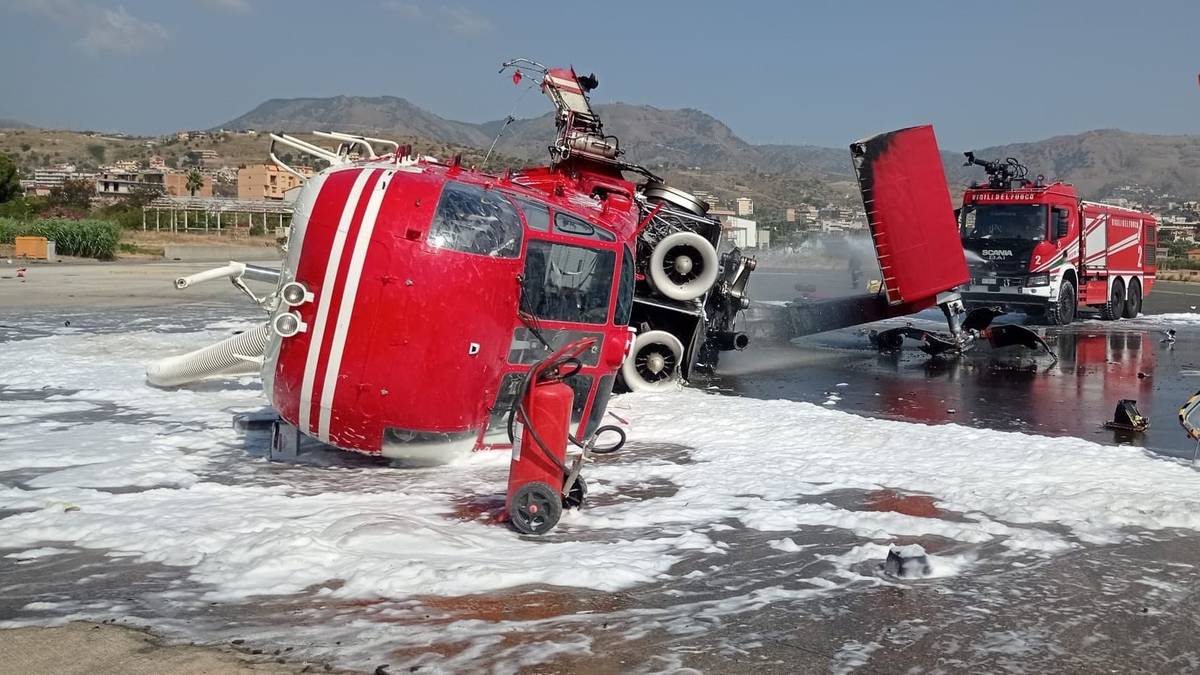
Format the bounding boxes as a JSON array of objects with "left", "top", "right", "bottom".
[{"left": 1, "top": 0, "right": 1197, "bottom": 149}]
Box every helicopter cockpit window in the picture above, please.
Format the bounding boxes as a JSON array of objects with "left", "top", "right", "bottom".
[
  {"left": 513, "top": 198, "right": 550, "bottom": 232},
  {"left": 554, "top": 212, "right": 617, "bottom": 242},
  {"left": 521, "top": 240, "right": 615, "bottom": 325},
  {"left": 615, "top": 247, "right": 634, "bottom": 326},
  {"left": 428, "top": 182, "right": 523, "bottom": 258}
]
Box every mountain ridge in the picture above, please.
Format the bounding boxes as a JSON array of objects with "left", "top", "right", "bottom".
[{"left": 209, "top": 95, "right": 1200, "bottom": 201}]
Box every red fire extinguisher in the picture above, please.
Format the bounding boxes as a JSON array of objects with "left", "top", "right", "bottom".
[{"left": 505, "top": 338, "right": 595, "bottom": 535}]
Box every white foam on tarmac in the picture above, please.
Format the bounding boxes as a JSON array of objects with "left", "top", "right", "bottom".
[
  {"left": 4, "top": 329, "right": 1200, "bottom": 598},
  {"left": 606, "top": 390, "right": 1200, "bottom": 548},
  {"left": 4, "top": 322, "right": 1200, "bottom": 669}
]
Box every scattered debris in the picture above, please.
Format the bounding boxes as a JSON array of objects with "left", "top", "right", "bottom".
[
  {"left": 870, "top": 307, "right": 1054, "bottom": 359},
  {"left": 883, "top": 543, "right": 931, "bottom": 578},
  {"left": 1105, "top": 399, "right": 1149, "bottom": 432},
  {"left": 1178, "top": 390, "right": 1200, "bottom": 443}
]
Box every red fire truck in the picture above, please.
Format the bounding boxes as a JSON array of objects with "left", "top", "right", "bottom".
[{"left": 957, "top": 154, "right": 1157, "bottom": 324}]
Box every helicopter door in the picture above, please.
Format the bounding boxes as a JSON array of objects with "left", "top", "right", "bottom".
[{"left": 481, "top": 237, "right": 618, "bottom": 446}]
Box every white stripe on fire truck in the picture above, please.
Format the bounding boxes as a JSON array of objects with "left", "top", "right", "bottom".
[
  {"left": 1106, "top": 231, "right": 1141, "bottom": 255},
  {"left": 298, "top": 168, "right": 377, "bottom": 434},
  {"left": 317, "top": 169, "right": 393, "bottom": 442},
  {"left": 1082, "top": 230, "right": 1140, "bottom": 264},
  {"left": 1032, "top": 241, "right": 1079, "bottom": 273}
]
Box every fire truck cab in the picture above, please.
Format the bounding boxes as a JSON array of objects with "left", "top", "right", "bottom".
[{"left": 958, "top": 154, "right": 1157, "bottom": 324}]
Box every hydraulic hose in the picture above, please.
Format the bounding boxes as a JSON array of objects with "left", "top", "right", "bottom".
[{"left": 146, "top": 324, "right": 271, "bottom": 387}]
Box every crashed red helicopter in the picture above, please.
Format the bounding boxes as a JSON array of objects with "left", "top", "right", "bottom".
[{"left": 146, "top": 60, "right": 1041, "bottom": 533}]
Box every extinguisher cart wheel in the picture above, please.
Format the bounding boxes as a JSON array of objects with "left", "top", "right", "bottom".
[{"left": 509, "top": 481, "right": 564, "bottom": 535}]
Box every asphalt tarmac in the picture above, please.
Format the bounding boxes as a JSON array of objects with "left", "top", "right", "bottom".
[
  {"left": 730, "top": 270, "right": 1200, "bottom": 460},
  {"left": 5, "top": 261, "right": 1200, "bottom": 673}
]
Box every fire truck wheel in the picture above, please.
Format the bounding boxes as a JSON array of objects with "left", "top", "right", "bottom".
[
  {"left": 620, "top": 330, "right": 685, "bottom": 392},
  {"left": 562, "top": 476, "right": 587, "bottom": 509},
  {"left": 648, "top": 231, "right": 720, "bottom": 301},
  {"left": 1099, "top": 278, "right": 1125, "bottom": 321},
  {"left": 1046, "top": 280, "right": 1077, "bottom": 325},
  {"left": 509, "top": 482, "right": 562, "bottom": 535},
  {"left": 1122, "top": 279, "right": 1142, "bottom": 319}
]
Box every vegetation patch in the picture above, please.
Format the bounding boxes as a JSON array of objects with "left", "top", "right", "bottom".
[{"left": 0, "top": 217, "right": 122, "bottom": 259}]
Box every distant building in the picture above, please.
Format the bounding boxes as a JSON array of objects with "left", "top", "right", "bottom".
[
  {"left": 29, "top": 165, "right": 76, "bottom": 195},
  {"left": 97, "top": 169, "right": 156, "bottom": 197},
  {"left": 95, "top": 169, "right": 211, "bottom": 198},
  {"left": 735, "top": 197, "right": 754, "bottom": 217},
  {"left": 238, "top": 164, "right": 313, "bottom": 201},
  {"left": 164, "top": 172, "right": 212, "bottom": 197},
  {"left": 721, "top": 215, "right": 758, "bottom": 248},
  {"left": 788, "top": 204, "right": 819, "bottom": 226},
  {"left": 1187, "top": 248, "right": 1200, "bottom": 261},
  {"left": 212, "top": 166, "right": 239, "bottom": 183},
  {"left": 1162, "top": 223, "right": 1200, "bottom": 244}
]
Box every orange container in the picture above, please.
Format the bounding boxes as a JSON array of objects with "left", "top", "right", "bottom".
[{"left": 14, "top": 236, "right": 52, "bottom": 260}]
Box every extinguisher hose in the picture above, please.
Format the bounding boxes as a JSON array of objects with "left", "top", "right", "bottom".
[
  {"left": 588, "top": 424, "right": 627, "bottom": 454},
  {"left": 506, "top": 351, "right": 585, "bottom": 475}
]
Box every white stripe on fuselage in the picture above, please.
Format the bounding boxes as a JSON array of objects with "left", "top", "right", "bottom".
[
  {"left": 317, "top": 170, "right": 393, "bottom": 442},
  {"left": 298, "top": 168, "right": 377, "bottom": 434}
]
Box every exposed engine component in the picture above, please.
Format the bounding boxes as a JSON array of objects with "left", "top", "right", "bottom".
[
  {"left": 646, "top": 230, "right": 720, "bottom": 302},
  {"left": 146, "top": 324, "right": 270, "bottom": 387},
  {"left": 641, "top": 182, "right": 710, "bottom": 216},
  {"left": 493, "top": 59, "right": 755, "bottom": 392},
  {"left": 621, "top": 329, "right": 686, "bottom": 392}
]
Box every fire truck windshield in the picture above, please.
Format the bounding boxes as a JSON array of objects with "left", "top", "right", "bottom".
[{"left": 961, "top": 204, "right": 1048, "bottom": 241}]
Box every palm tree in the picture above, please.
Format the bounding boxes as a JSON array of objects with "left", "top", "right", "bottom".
[{"left": 186, "top": 169, "right": 204, "bottom": 197}]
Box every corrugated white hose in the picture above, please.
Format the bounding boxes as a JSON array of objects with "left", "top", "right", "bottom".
[{"left": 146, "top": 324, "right": 271, "bottom": 387}]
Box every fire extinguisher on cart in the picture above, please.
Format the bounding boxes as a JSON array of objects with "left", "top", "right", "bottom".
[{"left": 504, "top": 338, "right": 607, "bottom": 535}]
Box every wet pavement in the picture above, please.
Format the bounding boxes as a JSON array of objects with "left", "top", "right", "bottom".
[{"left": 730, "top": 270, "right": 1200, "bottom": 460}]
